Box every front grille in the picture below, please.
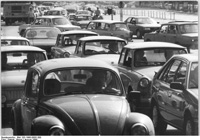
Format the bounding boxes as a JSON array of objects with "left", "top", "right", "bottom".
[{"left": 2, "top": 88, "right": 24, "bottom": 103}]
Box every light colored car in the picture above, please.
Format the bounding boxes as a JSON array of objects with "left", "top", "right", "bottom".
[
  {"left": 45, "top": 7, "right": 68, "bottom": 18},
  {"left": 18, "top": 16, "right": 81, "bottom": 36},
  {"left": 124, "top": 16, "right": 161, "bottom": 39},
  {"left": 11, "top": 58, "right": 155, "bottom": 135},
  {"left": 22, "top": 26, "right": 61, "bottom": 58},
  {"left": 150, "top": 54, "right": 198, "bottom": 135},
  {"left": 51, "top": 30, "right": 98, "bottom": 58},
  {"left": 1, "top": 36, "right": 30, "bottom": 46},
  {"left": 1, "top": 45, "right": 47, "bottom": 112},
  {"left": 71, "top": 36, "right": 127, "bottom": 64},
  {"left": 86, "top": 20, "right": 133, "bottom": 42},
  {"left": 116, "top": 42, "right": 188, "bottom": 115}
]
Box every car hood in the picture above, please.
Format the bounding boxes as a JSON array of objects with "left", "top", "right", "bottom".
[
  {"left": 86, "top": 54, "right": 120, "bottom": 64},
  {"left": 188, "top": 89, "right": 198, "bottom": 99},
  {"left": 62, "top": 46, "right": 76, "bottom": 54},
  {"left": 138, "top": 24, "right": 160, "bottom": 28},
  {"left": 134, "top": 66, "right": 161, "bottom": 79},
  {"left": 29, "top": 39, "right": 56, "bottom": 46},
  {"left": 44, "top": 94, "right": 128, "bottom": 135},
  {"left": 181, "top": 33, "right": 198, "bottom": 38},
  {"left": 55, "top": 24, "right": 81, "bottom": 29},
  {"left": 1, "top": 70, "right": 27, "bottom": 87}
]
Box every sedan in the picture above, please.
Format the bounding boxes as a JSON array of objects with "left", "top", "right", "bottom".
[
  {"left": 1, "top": 45, "right": 47, "bottom": 113},
  {"left": 150, "top": 54, "right": 198, "bottom": 135},
  {"left": 51, "top": 30, "right": 98, "bottom": 58},
  {"left": 116, "top": 42, "right": 188, "bottom": 115},
  {"left": 124, "top": 16, "right": 160, "bottom": 39},
  {"left": 23, "top": 26, "right": 61, "bottom": 58},
  {"left": 18, "top": 16, "right": 81, "bottom": 36},
  {"left": 71, "top": 36, "right": 127, "bottom": 64},
  {"left": 71, "top": 14, "right": 93, "bottom": 29},
  {"left": 1, "top": 36, "right": 30, "bottom": 46},
  {"left": 11, "top": 58, "right": 155, "bottom": 135}
]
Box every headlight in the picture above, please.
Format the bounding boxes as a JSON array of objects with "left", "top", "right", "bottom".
[
  {"left": 139, "top": 78, "right": 149, "bottom": 88},
  {"left": 2, "top": 95, "right": 6, "bottom": 103},
  {"left": 63, "top": 52, "right": 70, "bottom": 58},
  {"left": 49, "top": 126, "right": 65, "bottom": 136},
  {"left": 130, "top": 123, "right": 148, "bottom": 135}
]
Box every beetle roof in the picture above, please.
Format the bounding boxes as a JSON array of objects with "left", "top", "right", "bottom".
[
  {"left": 1, "top": 36, "right": 30, "bottom": 41},
  {"left": 173, "top": 53, "right": 198, "bottom": 62},
  {"left": 89, "top": 20, "right": 125, "bottom": 24},
  {"left": 32, "top": 58, "right": 119, "bottom": 74},
  {"left": 78, "top": 36, "right": 126, "bottom": 41},
  {"left": 1, "top": 45, "right": 46, "bottom": 52},
  {"left": 60, "top": 30, "right": 98, "bottom": 35},
  {"left": 124, "top": 42, "right": 186, "bottom": 50}
]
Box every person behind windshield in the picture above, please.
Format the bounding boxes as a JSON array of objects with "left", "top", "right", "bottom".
[
  {"left": 135, "top": 50, "right": 147, "bottom": 66},
  {"left": 108, "top": 42, "right": 119, "bottom": 54}
]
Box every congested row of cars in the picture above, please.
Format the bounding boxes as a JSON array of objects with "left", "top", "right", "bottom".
[{"left": 1, "top": 6, "right": 198, "bottom": 136}]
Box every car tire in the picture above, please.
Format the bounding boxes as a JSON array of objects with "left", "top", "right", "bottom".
[
  {"left": 151, "top": 104, "right": 167, "bottom": 135},
  {"left": 136, "top": 30, "right": 142, "bottom": 39},
  {"left": 184, "top": 115, "right": 195, "bottom": 135}
]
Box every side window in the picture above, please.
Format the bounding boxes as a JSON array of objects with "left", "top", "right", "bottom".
[
  {"left": 126, "top": 18, "right": 132, "bottom": 23},
  {"left": 174, "top": 62, "right": 187, "bottom": 85},
  {"left": 160, "top": 25, "right": 168, "bottom": 33},
  {"left": 159, "top": 60, "right": 181, "bottom": 84},
  {"left": 26, "top": 70, "right": 40, "bottom": 98},
  {"left": 87, "top": 22, "right": 95, "bottom": 29}
]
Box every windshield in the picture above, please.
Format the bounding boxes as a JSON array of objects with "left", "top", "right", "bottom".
[
  {"left": 1, "top": 51, "right": 46, "bottom": 71},
  {"left": 44, "top": 68, "right": 123, "bottom": 96},
  {"left": 26, "top": 28, "right": 61, "bottom": 39},
  {"left": 188, "top": 62, "right": 198, "bottom": 89},
  {"left": 179, "top": 24, "right": 198, "bottom": 34},
  {"left": 134, "top": 48, "right": 187, "bottom": 67},
  {"left": 83, "top": 40, "right": 126, "bottom": 55},
  {"left": 52, "top": 18, "right": 71, "bottom": 25}
]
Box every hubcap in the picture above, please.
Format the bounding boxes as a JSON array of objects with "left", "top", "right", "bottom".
[{"left": 152, "top": 106, "right": 158, "bottom": 127}]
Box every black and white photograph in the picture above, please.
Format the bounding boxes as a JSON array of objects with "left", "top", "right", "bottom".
[{"left": 1, "top": 0, "right": 199, "bottom": 138}]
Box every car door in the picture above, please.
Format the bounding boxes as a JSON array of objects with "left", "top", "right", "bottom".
[
  {"left": 154, "top": 59, "right": 182, "bottom": 120},
  {"left": 167, "top": 60, "right": 188, "bottom": 127},
  {"left": 154, "top": 24, "right": 168, "bottom": 42},
  {"left": 165, "top": 25, "right": 178, "bottom": 44},
  {"left": 21, "top": 69, "right": 40, "bottom": 135}
]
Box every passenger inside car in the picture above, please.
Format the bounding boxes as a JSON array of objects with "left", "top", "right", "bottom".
[{"left": 135, "top": 50, "right": 147, "bottom": 66}]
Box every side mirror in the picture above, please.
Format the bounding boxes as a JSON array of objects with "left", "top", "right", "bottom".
[{"left": 170, "top": 82, "right": 184, "bottom": 90}]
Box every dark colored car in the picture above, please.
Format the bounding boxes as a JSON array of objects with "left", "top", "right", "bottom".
[
  {"left": 144, "top": 21, "right": 198, "bottom": 53},
  {"left": 23, "top": 26, "right": 61, "bottom": 58},
  {"left": 86, "top": 20, "right": 133, "bottom": 42},
  {"left": 71, "top": 14, "right": 93, "bottom": 29},
  {"left": 51, "top": 30, "right": 98, "bottom": 58},
  {"left": 124, "top": 16, "right": 160, "bottom": 39},
  {"left": 11, "top": 58, "right": 155, "bottom": 135},
  {"left": 150, "top": 54, "right": 198, "bottom": 135},
  {"left": 116, "top": 42, "right": 188, "bottom": 115}
]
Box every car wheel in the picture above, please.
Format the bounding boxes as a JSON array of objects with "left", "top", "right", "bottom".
[
  {"left": 151, "top": 104, "right": 167, "bottom": 135},
  {"left": 184, "top": 116, "right": 195, "bottom": 135},
  {"left": 136, "top": 30, "right": 142, "bottom": 39}
]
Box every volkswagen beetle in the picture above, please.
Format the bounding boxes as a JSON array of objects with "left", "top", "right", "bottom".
[{"left": 11, "top": 58, "right": 154, "bottom": 135}]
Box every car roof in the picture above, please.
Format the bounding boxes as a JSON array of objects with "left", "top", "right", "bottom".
[
  {"left": 60, "top": 30, "right": 98, "bottom": 35},
  {"left": 78, "top": 36, "right": 126, "bottom": 41},
  {"left": 1, "top": 45, "right": 46, "bottom": 52},
  {"left": 32, "top": 58, "right": 119, "bottom": 74},
  {"left": 89, "top": 20, "right": 125, "bottom": 24},
  {"left": 173, "top": 53, "right": 198, "bottom": 62},
  {"left": 163, "top": 21, "right": 197, "bottom": 25},
  {"left": 1, "top": 36, "right": 30, "bottom": 41},
  {"left": 26, "top": 26, "right": 60, "bottom": 30},
  {"left": 124, "top": 42, "right": 186, "bottom": 49}
]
